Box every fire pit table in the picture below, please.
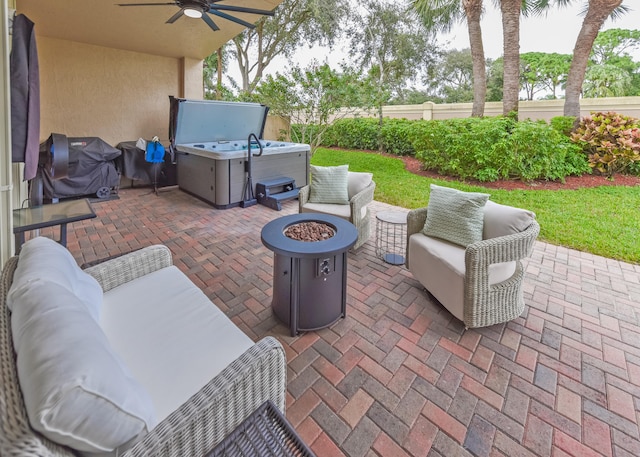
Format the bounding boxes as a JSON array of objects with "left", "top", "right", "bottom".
[{"left": 261, "top": 213, "right": 358, "bottom": 337}]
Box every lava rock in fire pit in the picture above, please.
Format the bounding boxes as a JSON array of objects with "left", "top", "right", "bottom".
[{"left": 284, "top": 222, "right": 335, "bottom": 242}]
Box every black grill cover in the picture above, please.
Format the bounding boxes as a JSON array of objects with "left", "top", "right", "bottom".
[{"left": 38, "top": 136, "right": 121, "bottom": 199}]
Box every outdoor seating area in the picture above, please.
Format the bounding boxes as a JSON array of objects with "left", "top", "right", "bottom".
[{"left": 4, "top": 186, "right": 640, "bottom": 456}]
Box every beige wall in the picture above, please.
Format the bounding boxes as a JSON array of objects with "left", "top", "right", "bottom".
[
  {"left": 335, "top": 97, "right": 640, "bottom": 123},
  {"left": 38, "top": 37, "right": 203, "bottom": 146},
  {"left": 264, "top": 115, "right": 290, "bottom": 141}
]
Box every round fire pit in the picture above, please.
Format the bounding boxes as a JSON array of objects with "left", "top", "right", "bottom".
[{"left": 261, "top": 213, "right": 358, "bottom": 336}]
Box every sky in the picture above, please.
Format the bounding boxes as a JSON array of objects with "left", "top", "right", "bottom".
[
  {"left": 441, "top": 3, "right": 640, "bottom": 60},
  {"left": 225, "top": 3, "right": 640, "bottom": 87}
]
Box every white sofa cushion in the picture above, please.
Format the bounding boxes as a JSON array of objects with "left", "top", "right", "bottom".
[
  {"left": 347, "top": 171, "right": 373, "bottom": 200},
  {"left": 422, "top": 184, "right": 490, "bottom": 248},
  {"left": 408, "top": 233, "right": 516, "bottom": 321},
  {"left": 8, "top": 236, "right": 102, "bottom": 320},
  {"left": 100, "top": 266, "right": 254, "bottom": 422},
  {"left": 483, "top": 200, "right": 536, "bottom": 240},
  {"left": 9, "top": 279, "right": 156, "bottom": 453}
]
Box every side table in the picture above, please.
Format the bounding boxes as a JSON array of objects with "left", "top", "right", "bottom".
[
  {"left": 375, "top": 210, "right": 407, "bottom": 265},
  {"left": 206, "top": 400, "right": 316, "bottom": 457},
  {"left": 13, "top": 199, "right": 97, "bottom": 253}
]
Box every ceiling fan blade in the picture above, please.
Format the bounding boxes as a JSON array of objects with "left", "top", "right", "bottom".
[
  {"left": 117, "top": 3, "right": 176, "bottom": 6},
  {"left": 210, "top": 5, "right": 275, "bottom": 16},
  {"left": 201, "top": 14, "right": 221, "bottom": 32},
  {"left": 208, "top": 10, "right": 255, "bottom": 29},
  {"left": 166, "top": 9, "right": 184, "bottom": 23}
]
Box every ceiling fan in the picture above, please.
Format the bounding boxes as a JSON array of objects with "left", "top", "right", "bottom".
[{"left": 116, "top": 1, "right": 275, "bottom": 32}]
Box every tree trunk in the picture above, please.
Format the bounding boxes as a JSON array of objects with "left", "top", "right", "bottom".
[
  {"left": 464, "top": 0, "right": 486, "bottom": 117},
  {"left": 564, "top": 0, "right": 622, "bottom": 118},
  {"left": 216, "top": 48, "right": 223, "bottom": 100},
  {"left": 500, "top": 0, "right": 521, "bottom": 116}
]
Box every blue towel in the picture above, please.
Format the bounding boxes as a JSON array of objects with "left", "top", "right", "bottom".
[{"left": 145, "top": 141, "right": 165, "bottom": 163}]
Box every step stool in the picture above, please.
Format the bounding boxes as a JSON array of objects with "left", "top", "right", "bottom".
[{"left": 256, "top": 177, "right": 299, "bottom": 211}]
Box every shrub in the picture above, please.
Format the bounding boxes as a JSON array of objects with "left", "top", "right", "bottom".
[
  {"left": 410, "top": 117, "right": 589, "bottom": 182},
  {"left": 380, "top": 119, "right": 416, "bottom": 156},
  {"left": 549, "top": 116, "right": 577, "bottom": 137},
  {"left": 571, "top": 111, "right": 640, "bottom": 177},
  {"left": 324, "top": 118, "right": 379, "bottom": 150}
]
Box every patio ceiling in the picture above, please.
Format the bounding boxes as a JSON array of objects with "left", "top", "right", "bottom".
[{"left": 15, "top": 0, "right": 281, "bottom": 60}]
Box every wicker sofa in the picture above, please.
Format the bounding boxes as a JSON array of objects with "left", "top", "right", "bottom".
[{"left": 0, "top": 237, "right": 286, "bottom": 457}]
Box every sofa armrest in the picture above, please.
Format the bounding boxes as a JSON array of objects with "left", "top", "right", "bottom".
[
  {"left": 83, "top": 245, "right": 173, "bottom": 292},
  {"left": 123, "top": 336, "right": 286, "bottom": 457},
  {"left": 297, "top": 185, "right": 310, "bottom": 213},
  {"left": 405, "top": 207, "right": 428, "bottom": 268}
]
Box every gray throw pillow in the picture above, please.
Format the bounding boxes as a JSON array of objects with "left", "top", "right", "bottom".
[
  {"left": 309, "top": 165, "right": 350, "bottom": 204},
  {"left": 422, "top": 184, "right": 490, "bottom": 247}
]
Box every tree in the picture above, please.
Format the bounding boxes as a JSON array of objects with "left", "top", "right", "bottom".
[
  {"left": 349, "top": 0, "right": 436, "bottom": 133},
  {"left": 531, "top": 0, "right": 628, "bottom": 117},
  {"left": 412, "top": 0, "right": 487, "bottom": 116},
  {"left": 590, "top": 28, "right": 640, "bottom": 65},
  {"left": 590, "top": 28, "right": 640, "bottom": 95},
  {"left": 500, "top": 0, "right": 522, "bottom": 116},
  {"left": 253, "top": 63, "right": 375, "bottom": 153},
  {"left": 203, "top": 46, "right": 235, "bottom": 100},
  {"left": 486, "top": 57, "right": 504, "bottom": 102},
  {"left": 583, "top": 64, "right": 632, "bottom": 97},
  {"left": 520, "top": 52, "right": 572, "bottom": 99},
  {"left": 565, "top": 0, "right": 627, "bottom": 116},
  {"left": 428, "top": 48, "right": 475, "bottom": 103},
  {"left": 228, "top": 0, "right": 348, "bottom": 95}
]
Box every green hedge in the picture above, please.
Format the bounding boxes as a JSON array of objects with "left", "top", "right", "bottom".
[
  {"left": 295, "top": 116, "right": 591, "bottom": 183},
  {"left": 409, "top": 117, "right": 589, "bottom": 182}
]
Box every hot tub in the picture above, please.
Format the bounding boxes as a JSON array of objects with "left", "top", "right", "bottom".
[{"left": 170, "top": 98, "right": 310, "bottom": 209}]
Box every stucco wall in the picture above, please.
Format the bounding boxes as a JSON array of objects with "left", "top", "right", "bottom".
[
  {"left": 38, "top": 37, "right": 202, "bottom": 146},
  {"left": 334, "top": 97, "right": 640, "bottom": 122}
]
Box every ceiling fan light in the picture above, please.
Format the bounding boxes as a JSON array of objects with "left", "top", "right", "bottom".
[{"left": 183, "top": 7, "right": 203, "bottom": 18}]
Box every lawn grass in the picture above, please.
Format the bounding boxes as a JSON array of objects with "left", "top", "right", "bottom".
[{"left": 311, "top": 148, "right": 640, "bottom": 264}]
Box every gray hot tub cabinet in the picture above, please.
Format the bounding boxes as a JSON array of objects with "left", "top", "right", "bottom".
[{"left": 171, "top": 99, "right": 310, "bottom": 209}]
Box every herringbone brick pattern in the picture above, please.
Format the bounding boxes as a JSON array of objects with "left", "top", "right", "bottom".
[{"left": 39, "top": 187, "right": 640, "bottom": 456}]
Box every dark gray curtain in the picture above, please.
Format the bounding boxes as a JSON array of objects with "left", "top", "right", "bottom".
[{"left": 10, "top": 14, "right": 40, "bottom": 181}]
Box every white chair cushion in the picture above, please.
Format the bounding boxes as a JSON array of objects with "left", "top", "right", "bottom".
[
  {"left": 408, "top": 233, "right": 516, "bottom": 322},
  {"left": 8, "top": 236, "right": 102, "bottom": 320},
  {"left": 483, "top": 200, "right": 536, "bottom": 240},
  {"left": 9, "top": 279, "right": 156, "bottom": 453},
  {"left": 301, "top": 202, "right": 352, "bottom": 220},
  {"left": 100, "top": 266, "right": 254, "bottom": 422},
  {"left": 347, "top": 171, "right": 373, "bottom": 200}
]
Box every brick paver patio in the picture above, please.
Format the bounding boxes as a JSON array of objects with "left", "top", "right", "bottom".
[{"left": 46, "top": 186, "right": 640, "bottom": 456}]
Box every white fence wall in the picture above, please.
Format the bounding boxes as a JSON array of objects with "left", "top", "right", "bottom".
[{"left": 332, "top": 96, "right": 640, "bottom": 122}]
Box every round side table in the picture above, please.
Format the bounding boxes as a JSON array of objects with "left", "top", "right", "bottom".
[{"left": 375, "top": 210, "right": 407, "bottom": 265}]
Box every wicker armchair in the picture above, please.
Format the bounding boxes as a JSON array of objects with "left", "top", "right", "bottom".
[
  {"left": 298, "top": 172, "right": 376, "bottom": 250},
  {"left": 406, "top": 201, "right": 540, "bottom": 328},
  {"left": 0, "top": 246, "right": 286, "bottom": 457}
]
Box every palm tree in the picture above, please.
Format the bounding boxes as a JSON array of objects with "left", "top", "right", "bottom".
[
  {"left": 565, "top": 0, "right": 626, "bottom": 117},
  {"left": 413, "top": 0, "right": 487, "bottom": 117},
  {"left": 532, "top": 0, "right": 628, "bottom": 118},
  {"left": 499, "top": 0, "right": 522, "bottom": 116}
]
